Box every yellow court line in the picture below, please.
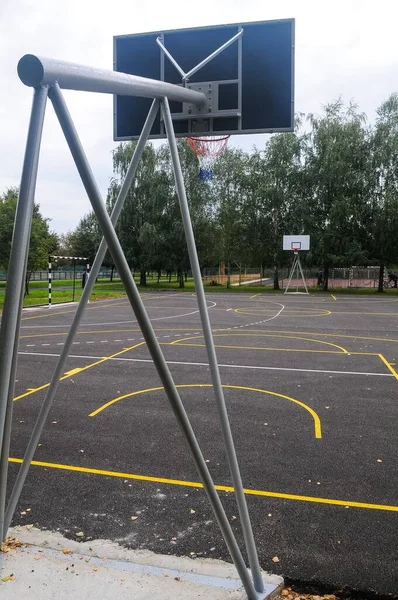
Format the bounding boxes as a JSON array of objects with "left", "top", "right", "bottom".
[
  {"left": 171, "top": 333, "right": 348, "bottom": 354},
  {"left": 8, "top": 458, "right": 398, "bottom": 512},
  {"left": 378, "top": 354, "right": 398, "bottom": 380},
  {"left": 13, "top": 342, "right": 146, "bottom": 402},
  {"left": 171, "top": 342, "right": 345, "bottom": 355},
  {"left": 255, "top": 329, "right": 398, "bottom": 346},
  {"left": 250, "top": 293, "right": 262, "bottom": 299},
  {"left": 331, "top": 294, "right": 336, "bottom": 301},
  {"left": 89, "top": 383, "right": 322, "bottom": 439}
]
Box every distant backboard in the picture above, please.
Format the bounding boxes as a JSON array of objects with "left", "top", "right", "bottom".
[
  {"left": 114, "top": 19, "right": 295, "bottom": 140},
  {"left": 283, "top": 235, "right": 310, "bottom": 251}
]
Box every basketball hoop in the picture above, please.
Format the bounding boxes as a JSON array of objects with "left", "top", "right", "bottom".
[{"left": 187, "top": 135, "right": 230, "bottom": 181}]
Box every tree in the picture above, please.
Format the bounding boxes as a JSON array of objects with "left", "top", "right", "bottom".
[
  {"left": 370, "top": 93, "right": 398, "bottom": 291},
  {"left": 0, "top": 187, "right": 59, "bottom": 294},
  {"left": 66, "top": 211, "right": 102, "bottom": 264},
  {"left": 247, "top": 126, "right": 303, "bottom": 289},
  {"left": 212, "top": 148, "right": 249, "bottom": 287},
  {"left": 302, "top": 100, "right": 372, "bottom": 290}
]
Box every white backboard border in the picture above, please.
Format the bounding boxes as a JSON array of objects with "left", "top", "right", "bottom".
[{"left": 283, "top": 235, "right": 310, "bottom": 251}]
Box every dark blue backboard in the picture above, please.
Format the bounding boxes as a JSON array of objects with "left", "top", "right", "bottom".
[{"left": 114, "top": 19, "right": 294, "bottom": 140}]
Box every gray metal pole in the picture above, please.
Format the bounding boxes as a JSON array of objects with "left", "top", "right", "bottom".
[
  {"left": 162, "top": 97, "right": 264, "bottom": 593},
  {"left": 47, "top": 83, "right": 257, "bottom": 600},
  {"left": 0, "top": 85, "right": 48, "bottom": 542},
  {"left": 5, "top": 98, "right": 160, "bottom": 533},
  {"left": 0, "top": 293, "right": 24, "bottom": 543},
  {"left": 17, "top": 55, "right": 206, "bottom": 105}
]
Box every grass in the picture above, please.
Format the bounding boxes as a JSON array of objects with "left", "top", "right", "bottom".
[{"left": 0, "top": 277, "right": 397, "bottom": 311}]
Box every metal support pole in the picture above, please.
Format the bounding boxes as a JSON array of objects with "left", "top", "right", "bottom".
[
  {"left": 0, "top": 85, "right": 48, "bottom": 542},
  {"left": 46, "top": 84, "right": 257, "bottom": 600},
  {"left": 48, "top": 256, "right": 52, "bottom": 307},
  {"left": 5, "top": 98, "right": 160, "bottom": 532},
  {"left": 72, "top": 258, "right": 76, "bottom": 302},
  {"left": 296, "top": 253, "right": 309, "bottom": 294},
  {"left": 161, "top": 97, "right": 264, "bottom": 593}
]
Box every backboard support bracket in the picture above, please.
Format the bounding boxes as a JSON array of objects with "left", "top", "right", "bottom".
[{"left": 157, "top": 29, "right": 243, "bottom": 133}]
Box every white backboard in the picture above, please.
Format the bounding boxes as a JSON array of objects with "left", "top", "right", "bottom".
[{"left": 283, "top": 235, "right": 310, "bottom": 251}]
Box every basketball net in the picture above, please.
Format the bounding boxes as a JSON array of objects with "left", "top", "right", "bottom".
[{"left": 187, "top": 135, "right": 230, "bottom": 181}]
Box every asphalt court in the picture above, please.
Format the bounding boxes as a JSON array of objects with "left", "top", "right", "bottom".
[{"left": 6, "top": 292, "right": 398, "bottom": 595}]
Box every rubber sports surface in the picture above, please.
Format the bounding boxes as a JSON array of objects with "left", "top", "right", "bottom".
[{"left": 6, "top": 292, "right": 398, "bottom": 595}]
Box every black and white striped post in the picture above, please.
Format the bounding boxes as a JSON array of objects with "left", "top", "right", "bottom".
[
  {"left": 48, "top": 255, "right": 52, "bottom": 307},
  {"left": 48, "top": 255, "right": 88, "bottom": 307}
]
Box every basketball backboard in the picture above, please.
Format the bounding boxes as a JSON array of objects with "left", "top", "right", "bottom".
[
  {"left": 114, "top": 19, "right": 295, "bottom": 140},
  {"left": 283, "top": 235, "right": 310, "bottom": 251}
]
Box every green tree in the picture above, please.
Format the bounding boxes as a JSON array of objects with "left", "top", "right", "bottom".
[
  {"left": 0, "top": 187, "right": 58, "bottom": 294},
  {"left": 370, "top": 93, "right": 398, "bottom": 291},
  {"left": 303, "top": 100, "right": 372, "bottom": 289}
]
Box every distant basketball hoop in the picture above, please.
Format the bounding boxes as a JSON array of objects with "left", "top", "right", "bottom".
[
  {"left": 283, "top": 235, "right": 310, "bottom": 294},
  {"left": 187, "top": 135, "right": 230, "bottom": 180}
]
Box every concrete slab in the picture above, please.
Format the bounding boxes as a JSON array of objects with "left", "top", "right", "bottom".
[{"left": 0, "top": 527, "right": 282, "bottom": 600}]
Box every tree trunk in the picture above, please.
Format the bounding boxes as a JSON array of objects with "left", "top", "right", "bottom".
[
  {"left": 178, "top": 269, "right": 184, "bottom": 288},
  {"left": 322, "top": 265, "right": 329, "bottom": 291},
  {"left": 168, "top": 271, "right": 172, "bottom": 283},
  {"left": 184, "top": 271, "right": 188, "bottom": 282},
  {"left": 140, "top": 267, "right": 147, "bottom": 286},
  {"left": 110, "top": 265, "right": 114, "bottom": 282},
  {"left": 24, "top": 272, "right": 31, "bottom": 296},
  {"left": 273, "top": 265, "right": 280, "bottom": 290},
  {"left": 226, "top": 261, "right": 231, "bottom": 289},
  {"left": 157, "top": 269, "right": 161, "bottom": 284},
  {"left": 378, "top": 263, "right": 384, "bottom": 293}
]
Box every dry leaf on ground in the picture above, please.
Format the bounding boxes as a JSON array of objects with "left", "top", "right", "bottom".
[
  {"left": 62, "top": 548, "right": 72, "bottom": 555},
  {"left": 1, "top": 574, "right": 16, "bottom": 582},
  {"left": 272, "top": 556, "right": 280, "bottom": 563}
]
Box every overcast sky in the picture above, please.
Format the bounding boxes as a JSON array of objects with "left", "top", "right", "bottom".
[{"left": 1, "top": 0, "right": 398, "bottom": 234}]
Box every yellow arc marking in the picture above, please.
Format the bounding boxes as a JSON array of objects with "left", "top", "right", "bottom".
[
  {"left": 89, "top": 383, "right": 322, "bottom": 439},
  {"left": 8, "top": 458, "right": 398, "bottom": 512},
  {"left": 13, "top": 342, "right": 146, "bottom": 402},
  {"left": 171, "top": 333, "right": 348, "bottom": 354}
]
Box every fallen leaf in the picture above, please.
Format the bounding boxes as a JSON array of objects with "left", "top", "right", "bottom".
[
  {"left": 26, "top": 508, "right": 31, "bottom": 512},
  {"left": 52, "top": 421, "right": 57, "bottom": 424},
  {"left": 75, "top": 531, "right": 84, "bottom": 537},
  {"left": 20, "top": 511, "right": 27, "bottom": 516},
  {"left": 1, "top": 537, "right": 23, "bottom": 553},
  {"left": 174, "top": 576, "right": 181, "bottom": 581},
  {"left": 130, "top": 516, "right": 138, "bottom": 521},
  {"left": 164, "top": 574, "right": 169, "bottom": 577},
  {"left": 92, "top": 567, "right": 99, "bottom": 572},
  {"left": 85, "top": 557, "right": 90, "bottom": 562},
  {"left": 231, "top": 515, "right": 237, "bottom": 520},
  {"left": 272, "top": 556, "right": 280, "bottom": 563},
  {"left": 1, "top": 574, "right": 16, "bottom": 582},
  {"left": 120, "top": 578, "right": 125, "bottom": 582},
  {"left": 34, "top": 555, "right": 42, "bottom": 560},
  {"left": 26, "top": 524, "right": 33, "bottom": 530},
  {"left": 38, "top": 548, "right": 44, "bottom": 552},
  {"left": 281, "top": 591, "right": 289, "bottom": 597},
  {"left": 377, "top": 459, "right": 382, "bottom": 463},
  {"left": 189, "top": 509, "right": 196, "bottom": 514},
  {"left": 62, "top": 548, "right": 72, "bottom": 555}
]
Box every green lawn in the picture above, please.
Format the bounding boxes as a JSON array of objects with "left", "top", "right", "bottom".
[{"left": 0, "top": 276, "right": 396, "bottom": 311}]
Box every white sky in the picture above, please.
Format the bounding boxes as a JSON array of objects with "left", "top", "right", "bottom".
[{"left": 1, "top": 0, "right": 398, "bottom": 234}]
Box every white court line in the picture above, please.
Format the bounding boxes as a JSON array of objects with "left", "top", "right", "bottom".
[
  {"left": 17, "top": 352, "right": 392, "bottom": 377},
  {"left": 19, "top": 300, "right": 217, "bottom": 329}
]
